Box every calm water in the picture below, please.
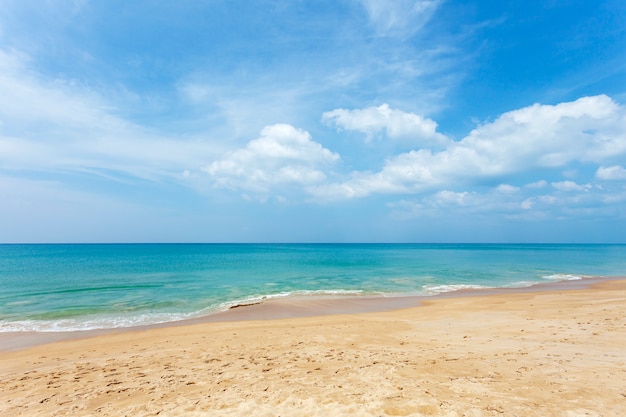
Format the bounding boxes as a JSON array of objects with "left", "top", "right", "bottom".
[{"left": 1, "top": 243, "right": 624, "bottom": 332}]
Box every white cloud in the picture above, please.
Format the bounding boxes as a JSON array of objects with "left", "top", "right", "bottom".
[
  {"left": 0, "top": 49, "right": 112, "bottom": 129},
  {"left": 459, "top": 94, "right": 625, "bottom": 167},
  {"left": 496, "top": 184, "right": 519, "bottom": 193},
  {"left": 431, "top": 190, "right": 475, "bottom": 206},
  {"left": 0, "top": 48, "right": 223, "bottom": 181},
  {"left": 601, "top": 188, "right": 626, "bottom": 203},
  {"left": 521, "top": 199, "right": 533, "bottom": 210},
  {"left": 390, "top": 187, "right": 536, "bottom": 219},
  {"left": 359, "top": 0, "right": 441, "bottom": 37},
  {"left": 596, "top": 165, "right": 626, "bottom": 180},
  {"left": 389, "top": 182, "right": 624, "bottom": 222},
  {"left": 3, "top": 38, "right": 626, "bottom": 224},
  {"left": 315, "top": 95, "right": 626, "bottom": 199},
  {"left": 525, "top": 180, "right": 548, "bottom": 189},
  {"left": 551, "top": 181, "right": 592, "bottom": 192},
  {"left": 322, "top": 103, "right": 449, "bottom": 148},
  {"left": 521, "top": 195, "right": 558, "bottom": 210},
  {"left": 203, "top": 124, "right": 339, "bottom": 195}
]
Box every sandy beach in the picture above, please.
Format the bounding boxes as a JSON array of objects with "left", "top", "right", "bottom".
[{"left": 1, "top": 279, "right": 625, "bottom": 417}]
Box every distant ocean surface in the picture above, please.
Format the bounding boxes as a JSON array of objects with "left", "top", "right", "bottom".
[{"left": 1, "top": 243, "right": 625, "bottom": 333}]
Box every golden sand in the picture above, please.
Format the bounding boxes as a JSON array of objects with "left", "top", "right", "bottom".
[{"left": 1, "top": 280, "right": 625, "bottom": 416}]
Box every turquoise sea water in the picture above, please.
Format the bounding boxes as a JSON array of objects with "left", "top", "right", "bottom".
[{"left": 1, "top": 243, "right": 625, "bottom": 332}]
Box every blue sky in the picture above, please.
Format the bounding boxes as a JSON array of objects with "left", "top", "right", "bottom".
[{"left": 1, "top": 0, "right": 626, "bottom": 243}]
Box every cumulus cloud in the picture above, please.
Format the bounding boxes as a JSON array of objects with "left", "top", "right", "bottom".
[
  {"left": 315, "top": 95, "right": 626, "bottom": 199},
  {"left": 520, "top": 195, "right": 558, "bottom": 211},
  {"left": 496, "top": 184, "right": 520, "bottom": 193},
  {"left": 551, "top": 181, "right": 592, "bottom": 192},
  {"left": 390, "top": 182, "right": 616, "bottom": 222},
  {"left": 322, "top": 103, "right": 449, "bottom": 148},
  {"left": 359, "top": 0, "right": 441, "bottom": 37},
  {"left": 203, "top": 124, "right": 339, "bottom": 194},
  {"left": 3, "top": 43, "right": 625, "bottom": 220},
  {"left": 596, "top": 165, "right": 626, "bottom": 180},
  {"left": 390, "top": 187, "right": 528, "bottom": 218},
  {"left": 521, "top": 199, "right": 534, "bottom": 210},
  {"left": 431, "top": 190, "right": 475, "bottom": 206}
]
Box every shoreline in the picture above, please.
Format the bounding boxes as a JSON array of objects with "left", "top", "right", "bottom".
[
  {"left": 0, "top": 275, "right": 622, "bottom": 352},
  {"left": 1, "top": 276, "right": 625, "bottom": 416}
]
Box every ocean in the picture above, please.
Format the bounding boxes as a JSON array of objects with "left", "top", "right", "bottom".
[{"left": 1, "top": 243, "right": 624, "bottom": 333}]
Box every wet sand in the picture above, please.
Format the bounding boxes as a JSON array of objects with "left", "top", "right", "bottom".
[{"left": 1, "top": 278, "right": 625, "bottom": 416}]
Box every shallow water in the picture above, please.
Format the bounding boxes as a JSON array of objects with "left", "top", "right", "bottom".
[{"left": 1, "top": 243, "right": 624, "bottom": 332}]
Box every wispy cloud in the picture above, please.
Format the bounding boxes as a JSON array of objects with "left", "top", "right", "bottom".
[
  {"left": 2, "top": 1, "right": 625, "bottom": 241},
  {"left": 0, "top": 49, "right": 223, "bottom": 182},
  {"left": 359, "top": 0, "right": 442, "bottom": 37}
]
